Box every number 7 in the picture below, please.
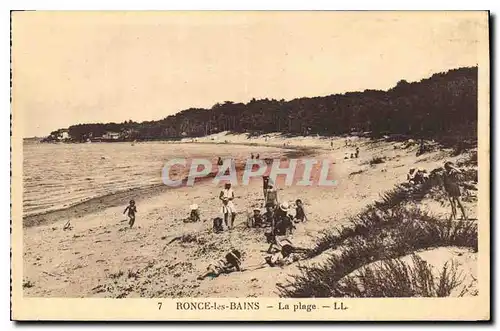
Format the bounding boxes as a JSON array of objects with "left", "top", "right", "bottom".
[{"left": 158, "top": 302, "right": 162, "bottom": 310}]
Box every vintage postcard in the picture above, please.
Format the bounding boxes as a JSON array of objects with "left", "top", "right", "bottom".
[{"left": 11, "top": 11, "right": 490, "bottom": 321}]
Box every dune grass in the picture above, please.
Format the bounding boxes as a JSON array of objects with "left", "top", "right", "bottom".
[
  {"left": 279, "top": 209, "right": 477, "bottom": 297},
  {"left": 279, "top": 166, "right": 477, "bottom": 298},
  {"left": 336, "top": 255, "right": 465, "bottom": 297},
  {"left": 369, "top": 156, "right": 386, "bottom": 165}
]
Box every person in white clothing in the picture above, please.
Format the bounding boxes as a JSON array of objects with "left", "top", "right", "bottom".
[{"left": 219, "top": 183, "right": 237, "bottom": 228}]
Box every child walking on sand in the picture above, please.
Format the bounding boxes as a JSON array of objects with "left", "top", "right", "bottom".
[{"left": 123, "top": 200, "right": 137, "bottom": 228}]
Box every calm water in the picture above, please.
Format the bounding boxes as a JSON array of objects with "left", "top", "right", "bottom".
[{"left": 23, "top": 142, "right": 284, "bottom": 217}]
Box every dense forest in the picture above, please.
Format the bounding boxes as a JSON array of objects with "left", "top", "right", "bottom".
[{"left": 45, "top": 67, "right": 478, "bottom": 145}]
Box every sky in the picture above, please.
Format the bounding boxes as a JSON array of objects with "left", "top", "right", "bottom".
[{"left": 12, "top": 11, "right": 487, "bottom": 137}]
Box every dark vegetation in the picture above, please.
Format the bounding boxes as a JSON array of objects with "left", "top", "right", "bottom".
[
  {"left": 278, "top": 166, "right": 478, "bottom": 297},
  {"left": 44, "top": 67, "right": 477, "bottom": 148},
  {"left": 337, "top": 255, "right": 466, "bottom": 297},
  {"left": 22, "top": 279, "right": 34, "bottom": 289},
  {"left": 369, "top": 156, "right": 386, "bottom": 165}
]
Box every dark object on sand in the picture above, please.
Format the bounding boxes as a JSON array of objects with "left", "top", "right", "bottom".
[
  {"left": 63, "top": 220, "right": 72, "bottom": 231},
  {"left": 189, "top": 207, "right": 200, "bottom": 222},
  {"left": 213, "top": 217, "right": 224, "bottom": 233}
]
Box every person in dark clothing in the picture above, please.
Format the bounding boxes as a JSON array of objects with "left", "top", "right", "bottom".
[
  {"left": 262, "top": 176, "right": 270, "bottom": 202},
  {"left": 247, "top": 209, "right": 264, "bottom": 228},
  {"left": 184, "top": 204, "right": 200, "bottom": 223},
  {"left": 294, "top": 199, "right": 308, "bottom": 223},
  {"left": 123, "top": 200, "right": 137, "bottom": 228},
  {"left": 265, "top": 184, "right": 279, "bottom": 209},
  {"left": 273, "top": 202, "right": 295, "bottom": 235},
  {"left": 263, "top": 203, "right": 275, "bottom": 227}
]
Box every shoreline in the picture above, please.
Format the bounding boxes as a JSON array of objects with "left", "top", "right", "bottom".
[{"left": 23, "top": 141, "right": 318, "bottom": 228}]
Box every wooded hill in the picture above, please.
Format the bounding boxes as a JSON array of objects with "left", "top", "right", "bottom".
[{"left": 46, "top": 67, "right": 478, "bottom": 145}]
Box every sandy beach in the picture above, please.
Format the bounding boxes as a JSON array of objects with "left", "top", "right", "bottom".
[{"left": 22, "top": 133, "right": 478, "bottom": 298}]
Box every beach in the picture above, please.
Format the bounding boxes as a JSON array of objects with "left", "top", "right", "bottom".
[{"left": 22, "top": 133, "right": 478, "bottom": 298}]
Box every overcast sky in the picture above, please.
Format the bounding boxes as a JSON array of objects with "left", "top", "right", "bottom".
[{"left": 12, "top": 11, "right": 487, "bottom": 137}]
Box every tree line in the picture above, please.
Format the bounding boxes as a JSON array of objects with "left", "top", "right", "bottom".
[{"left": 44, "top": 67, "right": 478, "bottom": 145}]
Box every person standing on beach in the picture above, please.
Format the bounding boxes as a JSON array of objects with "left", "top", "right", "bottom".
[
  {"left": 442, "top": 161, "right": 468, "bottom": 220},
  {"left": 262, "top": 175, "right": 270, "bottom": 202},
  {"left": 123, "top": 200, "right": 137, "bottom": 228},
  {"left": 265, "top": 183, "right": 279, "bottom": 209},
  {"left": 220, "top": 183, "right": 237, "bottom": 229}
]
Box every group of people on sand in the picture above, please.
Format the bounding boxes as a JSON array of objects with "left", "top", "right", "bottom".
[
  {"left": 194, "top": 159, "right": 471, "bottom": 281},
  {"left": 195, "top": 175, "right": 310, "bottom": 280},
  {"left": 119, "top": 144, "right": 472, "bottom": 283},
  {"left": 182, "top": 182, "right": 237, "bottom": 228},
  {"left": 344, "top": 147, "right": 359, "bottom": 159}
]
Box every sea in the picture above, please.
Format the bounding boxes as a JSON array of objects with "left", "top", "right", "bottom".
[{"left": 22, "top": 141, "right": 284, "bottom": 217}]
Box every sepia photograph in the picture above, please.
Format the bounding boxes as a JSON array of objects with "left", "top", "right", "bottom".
[{"left": 10, "top": 10, "right": 490, "bottom": 321}]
